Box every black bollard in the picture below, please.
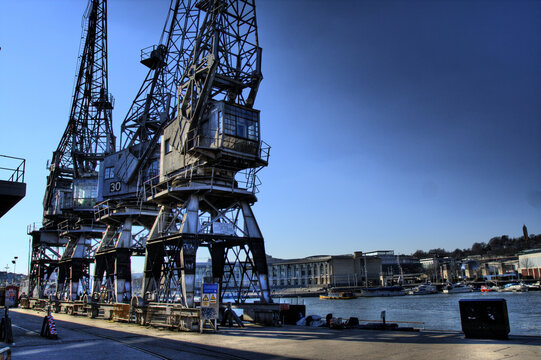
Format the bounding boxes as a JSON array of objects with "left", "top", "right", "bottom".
[{"left": 0, "top": 307, "right": 13, "bottom": 343}]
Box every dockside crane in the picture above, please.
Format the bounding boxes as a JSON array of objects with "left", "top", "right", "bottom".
[
  {"left": 28, "top": 0, "right": 115, "bottom": 301},
  {"left": 91, "top": 0, "right": 200, "bottom": 304},
  {"left": 142, "top": 0, "right": 272, "bottom": 308}
]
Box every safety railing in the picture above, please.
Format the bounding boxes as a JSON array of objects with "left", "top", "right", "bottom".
[
  {"left": 259, "top": 140, "right": 271, "bottom": 163},
  {"left": 27, "top": 222, "right": 42, "bottom": 235},
  {"left": 0, "top": 346, "right": 11, "bottom": 360},
  {"left": 185, "top": 129, "right": 271, "bottom": 163},
  {"left": 94, "top": 198, "right": 153, "bottom": 221},
  {"left": 140, "top": 45, "right": 157, "bottom": 61},
  {"left": 144, "top": 165, "right": 262, "bottom": 200},
  {"left": 0, "top": 155, "right": 25, "bottom": 182},
  {"left": 94, "top": 201, "right": 111, "bottom": 221},
  {"left": 57, "top": 219, "right": 74, "bottom": 232}
]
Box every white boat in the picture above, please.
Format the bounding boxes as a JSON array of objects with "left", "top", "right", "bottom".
[
  {"left": 499, "top": 283, "right": 528, "bottom": 292},
  {"left": 411, "top": 283, "right": 438, "bottom": 295},
  {"left": 526, "top": 283, "right": 541, "bottom": 291},
  {"left": 442, "top": 283, "right": 473, "bottom": 294}
]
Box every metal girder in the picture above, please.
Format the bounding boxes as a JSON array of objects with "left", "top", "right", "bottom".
[
  {"left": 142, "top": 193, "right": 271, "bottom": 307},
  {"left": 92, "top": 210, "right": 155, "bottom": 303},
  {"left": 119, "top": 0, "right": 200, "bottom": 154},
  {"left": 56, "top": 223, "right": 103, "bottom": 301}
]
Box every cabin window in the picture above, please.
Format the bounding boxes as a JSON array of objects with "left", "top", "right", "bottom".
[
  {"left": 221, "top": 104, "right": 259, "bottom": 140},
  {"left": 104, "top": 167, "right": 114, "bottom": 180},
  {"left": 223, "top": 116, "right": 236, "bottom": 136},
  {"left": 236, "top": 117, "right": 247, "bottom": 138}
]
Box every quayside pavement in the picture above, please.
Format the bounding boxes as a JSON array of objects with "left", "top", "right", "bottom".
[{"left": 7, "top": 308, "right": 541, "bottom": 360}]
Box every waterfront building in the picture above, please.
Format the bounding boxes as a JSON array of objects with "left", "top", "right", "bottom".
[
  {"left": 462, "top": 259, "right": 481, "bottom": 279},
  {"left": 439, "top": 258, "right": 459, "bottom": 283},
  {"left": 364, "top": 250, "right": 421, "bottom": 285},
  {"left": 190, "top": 251, "right": 425, "bottom": 291},
  {"left": 420, "top": 257, "right": 442, "bottom": 282},
  {"left": 480, "top": 257, "right": 518, "bottom": 278},
  {"left": 421, "top": 257, "right": 460, "bottom": 282},
  {"left": 460, "top": 256, "right": 519, "bottom": 281},
  {"left": 267, "top": 252, "right": 383, "bottom": 288},
  {"left": 518, "top": 249, "right": 541, "bottom": 279}
]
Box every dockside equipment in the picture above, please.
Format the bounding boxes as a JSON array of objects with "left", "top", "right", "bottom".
[
  {"left": 141, "top": 0, "right": 273, "bottom": 309},
  {"left": 28, "top": 0, "right": 115, "bottom": 302},
  {"left": 92, "top": 0, "right": 200, "bottom": 304}
]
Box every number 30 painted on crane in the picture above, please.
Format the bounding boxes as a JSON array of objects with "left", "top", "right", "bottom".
[{"left": 110, "top": 181, "right": 121, "bottom": 192}]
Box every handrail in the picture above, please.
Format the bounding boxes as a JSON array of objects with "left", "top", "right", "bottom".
[
  {"left": 0, "top": 154, "right": 25, "bottom": 182},
  {"left": 143, "top": 165, "right": 262, "bottom": 198},
  {"left": 0, "top": 346, "right": 11, "bottom": 360},
  {"left": 27, "top": 222, "right": 42, "bottom": 234}
]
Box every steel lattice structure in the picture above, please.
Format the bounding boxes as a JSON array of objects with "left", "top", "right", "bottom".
[
  {"left": 142, "top": 0, "right": 272, "bottom": 308},
  {"left": 92, "top": 0, "right": 201, "bottom": 303},
  {"left": 29, "top": 0, "right": 114, "bottom": 300},
  {"left": 119, "top": 0, "right": 200, "bottom": 153}
]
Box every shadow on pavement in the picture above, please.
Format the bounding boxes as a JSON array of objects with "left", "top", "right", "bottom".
[
  {"left": 9, "top": 310, "right": 303, "bottom": 360},
  {"left": 216, "top": 324, "right": 541, "bottom": 347}
]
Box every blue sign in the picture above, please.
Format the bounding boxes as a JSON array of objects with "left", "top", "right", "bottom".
[{"left": 203, "top": 283, "right": 218, "bottom": 294}]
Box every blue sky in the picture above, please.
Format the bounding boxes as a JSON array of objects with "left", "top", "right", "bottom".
[{"left": 1, "top": 0, "right": 540, "bottom": 274}]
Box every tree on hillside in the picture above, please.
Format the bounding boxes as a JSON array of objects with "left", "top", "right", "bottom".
[
  {"left": 471, "top": 242, "right": 487, "bottom": 256},
  {"left": 410, "top": 233, "right": 541, "bottom": 259},
  {"left": 428, "top": 248, "right": 448, "bottom": 257},
  {"left": 412, "top": 250, "right": 428, "bottom": 259},
  {"left": 451, "top": 248, "right": 464, "bottom": 259}
]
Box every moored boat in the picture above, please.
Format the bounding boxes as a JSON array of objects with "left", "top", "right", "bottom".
[
  {"left": 498, "top": 283, "right": 528, "bottom": 292},
  {"left": 526, "top": 282, "right": 541, "bottom": 291},
  {"left": 442, "top": 283, "right": 473, "bottom": 294},
  {"left": 410, "top": 283, "right": 438, "bottom": 295},
  {"left": 320, "top": 291, "right": 357, "bottom": 300},
  {"left": 480, "top": 285, "right": 497, "bottom": 292}
]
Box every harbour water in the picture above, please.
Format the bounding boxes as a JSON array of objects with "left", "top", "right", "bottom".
[{"left": 281, "top": 291, "right": 541, "bottom": 336}]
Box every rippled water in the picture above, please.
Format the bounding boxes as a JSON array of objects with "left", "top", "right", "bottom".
[{"left": 280, "top": 291, "right": 541, "bottom": 336}]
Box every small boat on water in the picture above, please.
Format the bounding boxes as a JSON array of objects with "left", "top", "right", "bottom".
[
  {"left": 480, "top": 285, "right": 498, "bottom": 292},
  {"left": 498, "top": 283, "right": 528, "bottom": 292},
  {"left": 442, "top": 283, "right": 473, "bottom": 294},
  {"left": 320, "top": 291, "right": 357, "bottom": 300},
  {"left": 361, "top": 286, "right": 405, "bottom": 297},
  {"left": 409, "top": 283, "right": 438, "bottom": 295},
  {"left": 526, "top": 282, "right": 541, "bottom": 291}
]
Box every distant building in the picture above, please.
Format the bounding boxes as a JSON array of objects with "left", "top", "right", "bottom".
[
  {"left": 267, "top": 250, "right": 421, "bottom": 288},
  {"left": 480, "top": 257, "right": 518, "bottom": 278},
  {"left": 420, "top": 257, "right": 459, "bottom": 282},
  {"left": 268, "top": 253, "right": 383, "bottom": 288},
  {"left": 191, "top": 250, "right": 424, "bottom": 291},
  {"left": 460, "top": 256, "right": 519, "bottom": 281},
  {"left": 439, "top": 258, "right": 458, "bottom": 283},
  {"left": 364, "top": 250, "right": 420, "bottom": 285},
  {"left": 518, "top": 249, "right": 541, "bottom": 279},
  {"left": 461, "top": 259, "right": 480, "bottom": 279}
]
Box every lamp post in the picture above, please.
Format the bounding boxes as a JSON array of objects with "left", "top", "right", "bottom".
[
  {"left": 11, "top": 256, "right": 18, "bottom": 284},
  {"left": 4, "top": 264, "right": 9, "bottom": 285}
]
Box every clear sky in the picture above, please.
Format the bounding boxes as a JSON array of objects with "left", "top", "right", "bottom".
[{"left": 0, "top": 0, "right": 540, "bottom": 275}]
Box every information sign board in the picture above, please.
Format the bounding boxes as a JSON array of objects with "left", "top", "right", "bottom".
[{"left": 201, "top": 283, "right": 219, "bottom": 321}]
